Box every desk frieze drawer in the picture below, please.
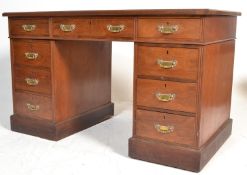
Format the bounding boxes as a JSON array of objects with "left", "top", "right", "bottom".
[
  {"left": 52, "top": 17, "right": 91, "bottom": 38},
  {"left": 137, "top": 18, "right": 202, "bottom": 42},
  {"left": 12, "top": 40, "right": 51, "bottom": 68},
  {"left": 136, "top": 79, "right": 197, "bottom": 113},
  {"left": 14, "top": 92, "right": 53, "bottom": 121},
  {"left": 9, "top": 18, "right": 49, "bottom": 37},
  {"left": 91, "top": 18, "right": 134, "bottom": 39},
  {"left": 14, "top": 67, "right": 51, "bottom": 95},
  {"left": 137, "top": 45, "right": 199, "bottom": 81},
  {"left": 135, "top": 109, "right": 196, "bottom": 146},
  {"left": 52, "top": 18, "right": 134, "bottom": 39}
]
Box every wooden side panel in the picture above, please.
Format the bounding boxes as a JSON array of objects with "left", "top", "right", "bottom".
[
  {"left": 199, "top": 41, "right": 235, "bottom": 146},
  {"left": 52, "top": 40, "right": 112, "bottom": 122},
  {"left": 203, "top": 17, "right": 237, "bottom": 42}
]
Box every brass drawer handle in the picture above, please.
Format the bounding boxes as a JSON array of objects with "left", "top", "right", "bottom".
[
  {"left": 25, "top": 52, "right": 39, "bottom": 60},
  {"left": 22, "top": 24, "right": 36, "bottom": 32},
  {"left": 157, "top": 59, "right": 177, "bottom": 69},
  {"left": 157, "top": 24, "right": 179, "bottom": 34},
  {"left": 156, "top": 93, "right": 176, "bottom": 102},
  {"left": 26, "top": 103, "right": 40, "bottom": 111},
  {"left": 107, "top": 24, "right": 125, "bottom": 33},
  {"left": 25, "top": 78, "right": 39, "bottom": 86},
  {"left": 60, "top": 24, "right": 76, "bottom": 32},
  {"left": 154, "top": 124, "right": 174, "bottom": 134}
]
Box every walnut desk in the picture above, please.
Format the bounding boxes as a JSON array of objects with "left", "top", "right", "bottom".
[{"left": 3, "top": 9, "right": 240, "bottom": 172}]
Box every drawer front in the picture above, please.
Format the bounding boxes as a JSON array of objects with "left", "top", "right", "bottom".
[
  {"left": 14, "top": 92, "right": 52, "bottom": 120},
  {"left": 52, "top": 18, "right": 91, "bottom": 38},
  {"left": 136, "top": 79, "right": 197, "bottom": 113},
  {"left": 92, "top": 18, "right": 134, "bottom": 39},
  {"left": 14, "top": 67, "right": 51, "bottom": 95},
  {"left": 9, "top": 18, "right": 49, "bottom": 36},
  {"left": 135, "top": 109, "right": 196, "bottom": 146},
  {"left": 137, "top": 45, "right": 199, "bottom": 80},
  {"left": 137, "top": 18, "right": 202, "bottom": 41},
  {"left": 13, "top": 40, "right": 51, "bottom": 68}
]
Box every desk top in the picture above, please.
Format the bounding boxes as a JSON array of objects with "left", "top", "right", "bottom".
[{"left": 3, "top": 9, "right": 241, "bottom": 17}]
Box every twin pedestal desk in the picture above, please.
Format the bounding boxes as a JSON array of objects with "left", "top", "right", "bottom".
[{"left": 3, "top": 9, "right": 240, "bottom": 172}]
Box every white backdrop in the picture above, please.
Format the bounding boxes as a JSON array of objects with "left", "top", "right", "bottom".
[{"left": 0, "top": 1, "right": 246, "bottom": 175}]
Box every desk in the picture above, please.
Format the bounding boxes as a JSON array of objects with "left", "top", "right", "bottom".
[{"left": 3, "top": 9, "right": 240, "bottom": 172}]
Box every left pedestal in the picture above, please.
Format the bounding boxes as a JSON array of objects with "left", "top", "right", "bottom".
[{"left": 10, "top": 39, "right": 113, "bottom": 140}]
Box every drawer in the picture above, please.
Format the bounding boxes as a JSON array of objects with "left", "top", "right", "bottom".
[
  {"left": 12, "top": 40, "right": 51, "bottom": 68},
  {"left": 135, "top": 109, "right": 196, "bottom": 146},
  {"left": 136, "top": 79, "right": 197, "bottom": 113},
  {"left": 137, "top": 18, "right": 202, "bottom": 41},
  {"left": 91, "top": 18, "right": 134, "bottom": 39},
  {"left": 14, "top": 67, "right": 51, "bottom": 95},
  {"left": 52, "top": 18, "right": 91, "bottom": 38},
  {"left": 14, "top": 92, "right": 52, "bottom": 120},
  {"left": 137, "top": 45, "right": 199, "bottom": 81},
  {"left": 9, "top": 18, "right": 49, "bottom": 37}
]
